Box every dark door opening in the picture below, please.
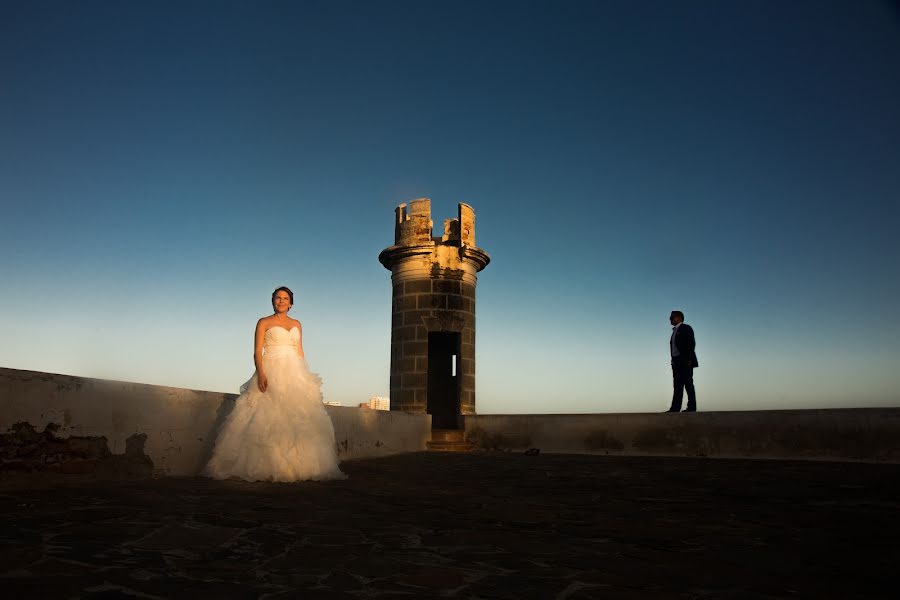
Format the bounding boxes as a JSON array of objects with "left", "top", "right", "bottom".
[{"left": 427, "top": 332, "right": 461, "bottom": 429}]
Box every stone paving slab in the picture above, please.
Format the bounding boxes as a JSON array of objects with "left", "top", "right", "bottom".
[{"left": 1, "top": 452, "right": 898, "bottom": 599}]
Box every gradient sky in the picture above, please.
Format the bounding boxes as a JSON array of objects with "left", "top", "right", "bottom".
[{"left": 2, "top": 0, "right": 898, "bottom": 414}]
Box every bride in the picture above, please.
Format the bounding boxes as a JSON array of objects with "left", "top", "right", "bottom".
[{"left": 204, "top": 286, "right": 346, "bottom": 482}]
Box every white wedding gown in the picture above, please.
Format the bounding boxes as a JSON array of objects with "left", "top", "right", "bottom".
[{"left": 204, "top": 326, "right": 346, "bottom": 482}]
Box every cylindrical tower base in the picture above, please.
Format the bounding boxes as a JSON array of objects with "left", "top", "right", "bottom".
[{"left": 379, "top": 199, "right": 489, "bottom": 429}]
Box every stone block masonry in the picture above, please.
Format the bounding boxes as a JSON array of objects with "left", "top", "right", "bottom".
[
  {"left": 389, "top": 278, "right": 477, "bottom": 413},
  {"left": 379, "top": 199, "right": 489, "bottom": 424}
]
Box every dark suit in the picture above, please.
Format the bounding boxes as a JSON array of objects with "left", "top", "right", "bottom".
[{"left": 670, "top": 323, "right": 698, "bottom": 411}]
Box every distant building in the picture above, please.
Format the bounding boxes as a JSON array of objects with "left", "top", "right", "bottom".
[
  {"left": 368, "top": 396, "right": 390, "bottom": 411},
  {"left": 358, "top": 402, "right": 370, "bottom": 409},
  {"left": 323, "top": 401, "right": 341, "bottom": 407}
]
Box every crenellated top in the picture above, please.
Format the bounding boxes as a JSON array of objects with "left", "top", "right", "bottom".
[
  {"left": 392, "top": 199, "right": 477, "bottom": 247},
  {"left": 380, "top": 198, "right": 490, "bottom": 276},
  {"left": 394, "top": 198, "right": 434, "bottom": 246}
]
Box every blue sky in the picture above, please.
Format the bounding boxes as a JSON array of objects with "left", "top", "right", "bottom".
[{"left": 1, "top": 0, "right": 898, "bottom": 413}]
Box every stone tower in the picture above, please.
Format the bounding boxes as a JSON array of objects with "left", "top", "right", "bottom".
[{"left": 379, "top": 199, "right": 490, "bottom": 429}]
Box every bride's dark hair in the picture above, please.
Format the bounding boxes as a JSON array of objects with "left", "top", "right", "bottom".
[{"left": 272, "top": 286, "right": 294, "bottom": 307}]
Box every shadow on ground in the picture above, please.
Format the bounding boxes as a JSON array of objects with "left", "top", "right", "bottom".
[{"left": 2, "top": 452, "right": 898, "bottom": 598}]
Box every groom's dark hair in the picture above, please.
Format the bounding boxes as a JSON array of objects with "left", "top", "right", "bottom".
[{"left": 272, "top": 286, "right": 294, "bottom": 306}]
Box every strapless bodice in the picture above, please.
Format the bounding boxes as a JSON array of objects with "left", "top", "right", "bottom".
[{"left": 264, "top": 326, "right": 300, "bottom": 357}]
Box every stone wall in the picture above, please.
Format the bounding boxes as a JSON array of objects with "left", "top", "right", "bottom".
[
  {"left": 389, "top": 278, "right": 477, "bottom": 414},
  {"left": 0, "top": 421, "right": 156, "bottom": 476},
  {"left": 465, "top": 410, "right": 900, "bottom": 462},
  {"left": 0, "top": 367, "right": 431, "bottom": 476},
  {"left": 8, "top": 368, "right": 895, "bottom": 470}
]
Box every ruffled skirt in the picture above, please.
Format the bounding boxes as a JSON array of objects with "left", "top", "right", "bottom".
[{"left": 203, "top": 351, "right": 346, "bottom": 482}]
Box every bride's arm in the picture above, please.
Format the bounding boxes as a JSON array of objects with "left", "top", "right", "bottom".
[
  {"left": 296, "top": 321, "right": 305, "bottom": 360},
  {"left": 254, "top": 319, "right": 268, "bottom": 392}
]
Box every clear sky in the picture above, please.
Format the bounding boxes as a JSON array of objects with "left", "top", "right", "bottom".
[{"left": 2, "top": 0, "right": 898, "bottom": 414}]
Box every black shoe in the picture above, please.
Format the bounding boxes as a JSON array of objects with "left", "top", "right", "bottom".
[
  {"left": 665, "top": 408, "right": 680, "bottom": 413},
  {"left": 682, "top": 407, "right": 696, "bottom": 412}
]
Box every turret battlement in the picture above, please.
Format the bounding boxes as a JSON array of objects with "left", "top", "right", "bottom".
[
  {"left": 394, "top": 198, "right": 434, "bottom": 246},
  {"left": 392, "top": 199, "right": 477, "bottom": 248}
]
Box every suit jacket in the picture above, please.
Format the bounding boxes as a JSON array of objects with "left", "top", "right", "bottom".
[{"left": 672, "top": 323, "right": 699, "bottom": 368}]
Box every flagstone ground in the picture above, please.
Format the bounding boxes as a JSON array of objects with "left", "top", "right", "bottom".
[{"left": 2, "top": 452, "right": 897, "bottom": 599}]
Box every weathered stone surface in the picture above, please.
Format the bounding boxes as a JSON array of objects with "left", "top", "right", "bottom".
[
  {"left": 402, "top": 341, "right": 427, "bottom": 357},
  {"left": 417, "top": 293, "right": 447, "bottom": 309},
  {"left": 380, "top": 200, "right": 490, "bottom": 417},
  {"left": 433, "top": 279, "right": 461, "bottom": 294},
  {"left": 1, "top": 369, "right": 432, "bottom": 475},
  {"left": 400, "top": 372, "right": 427, "bottom": 389},
  {"left": 467, "top": 428, "right": 534, "bottom": 451},
  {"left": 465, "top": 410, "right": 900, "bottom": 462},
  {"left": 0, "top": 422, "right": 151, "bottom": 476},
  {"left": 392, "top": 325, "right": 419, "bottom": 342},
  {"left": 1, "top": 452, "right": 898, "bottom": 598},
  {"left": 405, "top": 279, "right": 431, "bottom": 294},
  {"left": 391, "top": 294, "right": 417, "bottom": 311},
  {"left": 402, "top": 309, "right": 430, "bottom": 327},
  {"left": 584, "top": 429, "right": 626, "bottom": 451},
  {"left": 447, "top": 293, "right": 465, "bottom": 310}
]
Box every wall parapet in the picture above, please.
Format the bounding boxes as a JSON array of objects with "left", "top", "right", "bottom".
[
  {"left": 0, "top": 367, "right": 430, "bottom": 476},
  {"left": 465, "top": 410, "right": 900, "bottom": 463}
]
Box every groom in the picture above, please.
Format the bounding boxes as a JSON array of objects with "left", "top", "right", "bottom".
[{"left": 667, "top": 310, "right": 698, "bottom": 412}]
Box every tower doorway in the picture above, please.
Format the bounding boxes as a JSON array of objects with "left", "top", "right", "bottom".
[{"left": 427, "top": 332, "right": 461, "bottom": 429}]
